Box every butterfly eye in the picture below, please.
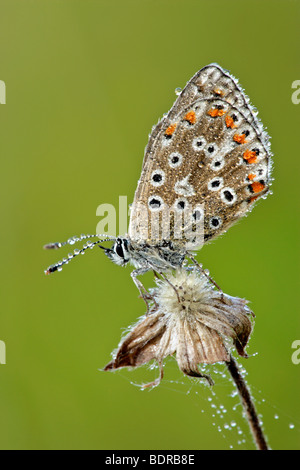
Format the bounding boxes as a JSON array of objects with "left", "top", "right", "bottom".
[{"left": 115, "top": 242, "right": 124, "bottom": 258}]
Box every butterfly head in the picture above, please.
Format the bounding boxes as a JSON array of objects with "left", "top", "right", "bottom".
[
  {"left": 43, "top": 233, "right": 129, "bottom": 274},
  {"left": 105, "top": 237, "right": 131, "bottom": 266}
]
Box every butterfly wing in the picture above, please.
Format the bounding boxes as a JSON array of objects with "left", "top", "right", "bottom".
[{"left": 129, "top": 64, "right": 272, "bottom": 247}]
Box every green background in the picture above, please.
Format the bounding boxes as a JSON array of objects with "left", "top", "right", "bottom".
[{"left": 0, "top": 0, "right": 299, "bottom": 450}]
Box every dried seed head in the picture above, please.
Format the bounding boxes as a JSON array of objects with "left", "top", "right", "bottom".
[{"left": 104, "top": 268, "right": 253, "bottom": 388}]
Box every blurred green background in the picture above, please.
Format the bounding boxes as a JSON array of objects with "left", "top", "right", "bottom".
[{"left": 0, "top": 0, "right": 299, "bottom": 450}]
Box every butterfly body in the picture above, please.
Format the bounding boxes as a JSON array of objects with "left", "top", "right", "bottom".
[{"left": 105, "top": 237, "right": 186, "bottom": 271}]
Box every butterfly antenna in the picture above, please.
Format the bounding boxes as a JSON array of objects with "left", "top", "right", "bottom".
[
  {"left": 43, "top": 233, "right": 115, "bottom": 250},
  {"left": 44, "top": 234, "right": 115, "bottom": 275}
]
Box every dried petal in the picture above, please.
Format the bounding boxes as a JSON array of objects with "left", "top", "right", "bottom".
[
  {"left": 196, "top": 295, "right": 253, "bottom": 357},
  {"left": 104, "top": 268, "right": 254, "bottom": 388},
  {"left": 104, "top": 311, "right": 167, "bottom": 370}
]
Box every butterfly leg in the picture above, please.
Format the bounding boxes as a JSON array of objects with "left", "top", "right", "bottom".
[
  {"left": 188, "top": 254, "right": 224, "bottom": 296},
  {"left": 131, "top": 268, "right": 156, "bottom": 313},
  {"left": 152, "top": 269, "right": 181, "bottom": 304}
]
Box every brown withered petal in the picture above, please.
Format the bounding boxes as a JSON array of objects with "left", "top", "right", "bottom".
[{"left": 104, "top": 268, "right": 253, "bottom": 388}]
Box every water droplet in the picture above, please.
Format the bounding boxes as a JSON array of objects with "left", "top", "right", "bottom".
[
  {"left": 175, "top": 87, "right": 182, "bottom": 95},
  {"left": 74, "top": 249, "right": 80, "bottom": 255},
  {"left": 274, "top": 414, "right": 279, "bottom": 420},
  {"left": 289, "top": 423, "right": 295, "bottom": 429},
  {"left": 68, "top": 238, "right": 76, "bottom": 245},
  {"left": 57, "top": 267, "right": 63, "bottom": 272}
]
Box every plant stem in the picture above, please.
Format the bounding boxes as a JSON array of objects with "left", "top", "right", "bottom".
[{"left": 226, "top": 354, "right": 269, "bottom": 450}]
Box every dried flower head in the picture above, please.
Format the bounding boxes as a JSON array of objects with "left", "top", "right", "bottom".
[{"left": 104, "top": 268, "right": 254, "bottom": 388}]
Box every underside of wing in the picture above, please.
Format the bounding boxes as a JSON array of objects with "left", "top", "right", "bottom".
[{"left": 129, "top": 64, "right": 272, "bottom": 246}]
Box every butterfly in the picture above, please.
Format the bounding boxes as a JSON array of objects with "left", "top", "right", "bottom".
[{"left": 44, "top": 64, "right": 272, "bottom": 301}]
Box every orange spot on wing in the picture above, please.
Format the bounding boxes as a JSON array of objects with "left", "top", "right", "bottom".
[
  {"left": 250, "top": 181, "right": 265, "bottom": 193},
  {"left": 184, "top": 111, "right": 196, "bottom": 124},
  {"left": 243, "top": 149, "right": 257, "bottom": 164},
  {"left": 247, "top": 173, "right": 256, "bottom": 181},
  {"left": 165, "top": 123, "right": 177, "bottom": 136},
  {"left": 214, "top": 88, "right": 224, "bottom": 96},
  {"left": 225, "top": 115, "right": 237, "bottom": 129},
  {"left": 249, "top": 195, "right": 258, "bottom": 203},
  {"left": 208, "top": 108, "right": 226, "bottom": 117},
  {"left": 234, "top": 133, "right": 248, "bottom": 144}
]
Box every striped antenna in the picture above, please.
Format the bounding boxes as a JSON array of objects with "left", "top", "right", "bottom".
[{"left": 44, "top": 234, "right": 115, "bottom": 274}]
